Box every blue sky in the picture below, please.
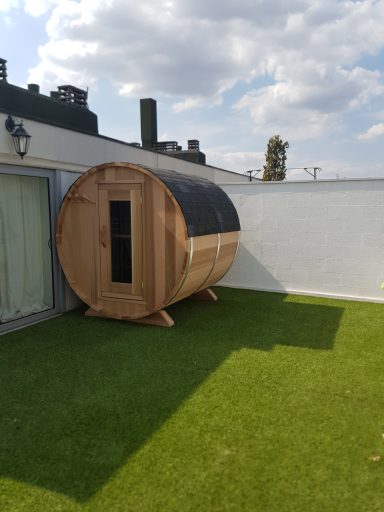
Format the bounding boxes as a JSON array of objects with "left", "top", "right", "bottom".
[{"left": 1, "top": 0, "right": 384, "bottom": 180}]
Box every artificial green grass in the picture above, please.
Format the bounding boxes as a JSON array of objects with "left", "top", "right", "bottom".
[{"left": 0, "top": 287, "right": 384, "bottom": 511}]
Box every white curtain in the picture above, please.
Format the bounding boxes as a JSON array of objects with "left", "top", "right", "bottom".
[{"left": 0, "top": 174, "right": 53, "bottom": 323}]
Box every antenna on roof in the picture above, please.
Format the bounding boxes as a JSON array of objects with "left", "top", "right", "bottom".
[
  {"left": 286, "top": 167, "right": 322, "bottom": 180},
  {"left": 244, "top": 170, "right": 262, "bottom": 181}
]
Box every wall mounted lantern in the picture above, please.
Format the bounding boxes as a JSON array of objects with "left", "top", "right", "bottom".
[{"left": 5, "top": 115, "right": 31, "bottom": 159}]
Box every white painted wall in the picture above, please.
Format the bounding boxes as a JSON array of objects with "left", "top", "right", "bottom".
[
  {"left": 0, "top": 112, "right": 246, "bottom": 184},
  {"left": 220, "top": 179, "right": 384, "bottom": 302}
]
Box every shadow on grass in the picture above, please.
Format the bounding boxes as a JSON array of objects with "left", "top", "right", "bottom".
[{"left": 0, "top": 288, "right": 343, "bottom": 501}]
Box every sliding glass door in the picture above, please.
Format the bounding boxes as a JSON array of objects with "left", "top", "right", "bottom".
[{"left": 0, "top": 167, "right": 59, "bottom": 332}]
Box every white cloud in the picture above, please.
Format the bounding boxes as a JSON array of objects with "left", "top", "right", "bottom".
[
  {"left": 235, "top": 65, "right": 384, "bottom": 139},
  {"left": 0, "top": 0, "right": 19, "bottom": 13},
  {"left": 23, "top": 0, "right": 60, "bottom": 17},
  {"left": 358, "top": 123, "right": 384, "bottom": 140},
  {"left": 27, "top": 38, "right": 98, "bottom": 89},
  {"left": 0, "top": 0, "right": 59, "bottom": 16},
  {"left": 12, "top": 0, "right": 383, "bottom": 144},
  {"left": 118, "top": 83, "right": 137, "bottom": 96},
  {"left": 173, "top": 97, "right": 209, "bottom": 112},
  {"left": 206, "top": 150, "right": 265, "bottom": 173},
  {"left": 176, "top": 0, "right": 308, "bottom": 25}
]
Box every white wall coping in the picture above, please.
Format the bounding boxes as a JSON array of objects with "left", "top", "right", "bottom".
[{"left": 219, "top": 177, "right": 384, "bottom": 186}]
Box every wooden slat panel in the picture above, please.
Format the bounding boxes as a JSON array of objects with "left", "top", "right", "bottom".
[
  {"left": 165, "top": 193, "right": 176, "bottom": 295},
  {"left": 170, "top": 234, "right": 218, "bottom": 303},
  {"left": 56, "top": 172, "right": 98, "bottom": 305},
  {"left": 205, "top": 231, "right": 239, "bottom": 286},
  {"left": 153, "top": 186, "right": 166, "bottom": 307}
]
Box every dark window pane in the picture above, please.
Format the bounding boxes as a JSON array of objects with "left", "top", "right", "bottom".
[{"left": 110, "top": 201, "right": 132, "bottom": 283}]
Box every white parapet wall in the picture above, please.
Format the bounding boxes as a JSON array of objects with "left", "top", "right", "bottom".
[{"left": 220, "top": 179, "right": 384, "bottom": 303}]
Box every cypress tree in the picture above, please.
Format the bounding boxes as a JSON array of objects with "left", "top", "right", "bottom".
[{"left": 262, "top": 135, "right": 289, "bottom": 181}]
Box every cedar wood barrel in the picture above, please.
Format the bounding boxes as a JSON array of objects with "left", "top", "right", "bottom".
[{"left": 56, "top": 162, "right": 240, "bottom": 324}]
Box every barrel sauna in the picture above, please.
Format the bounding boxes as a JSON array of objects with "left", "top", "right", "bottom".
[{"left": 56, "top": 162, "right": 240, "bottom": 326}]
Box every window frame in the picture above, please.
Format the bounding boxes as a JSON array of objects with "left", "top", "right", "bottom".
[
  {"left": 98, "top": 183, "right": 144, "bottom": 301},
  {"left": 0, "top": 164, "right": 62, "bottom": 335}
]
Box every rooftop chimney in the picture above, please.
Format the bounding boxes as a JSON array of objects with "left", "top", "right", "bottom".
[
  {"left": 57, "top": 85, "right": 88, "bottom": 108},
  {"left": 188, "top": 139, "right": 200, "bottom": 151},
  {"left": 0, "top": 58, "right": 7, "bottom": 82},
  {"left": 28, "top": 83, "right": 40, "bottom": 94},
  {"left": 140, "top": 98, "right": 158, "bottom": 149}
]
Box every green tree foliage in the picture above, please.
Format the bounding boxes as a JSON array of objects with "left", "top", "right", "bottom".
[{"left": 262, "top": 135, "right": 289, "bottom": 181}]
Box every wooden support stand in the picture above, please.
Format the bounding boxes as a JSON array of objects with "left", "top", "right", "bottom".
[
  {"left": 190, "top": 288, "right": 218, "bottom": 302},
  {"left": 85, "top": 307, "right": 174, "bottom": 327},
  {"left": 129, "top": 310, "right": 174, "bottom": 327},
  {"left": 85, "top": 308, "right": 109, "bottom": 319}
]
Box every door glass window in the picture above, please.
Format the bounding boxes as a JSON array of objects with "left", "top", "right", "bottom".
[
  {"left": 110, "top": 200, "right": 132, "bottom": 283},
  {"left": 0, "top": 174, "right": 53, "bottom": 324}
]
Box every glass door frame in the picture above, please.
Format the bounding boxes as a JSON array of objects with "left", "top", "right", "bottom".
[{"left": 0, "top": 164, "right": 61, "bottom": 335}]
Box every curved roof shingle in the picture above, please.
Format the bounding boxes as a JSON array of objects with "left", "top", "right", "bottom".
[{"left": 146, "top": 167, "right": 241, "bottom": 237}]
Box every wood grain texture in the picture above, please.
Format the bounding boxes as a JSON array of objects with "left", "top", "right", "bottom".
[
  {"left": 205, "top": 231, "right": 239, "bottom": 286},
  {"left": 56, "top": 162, "right": 240, "bottom": 321},
  {"left": 169, "top": 234, "right": 218, "bottom": 304}
]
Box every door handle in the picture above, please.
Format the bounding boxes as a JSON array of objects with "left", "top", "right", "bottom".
[{"left": 101, "top": 225, "right": 107, "bottom": 248}]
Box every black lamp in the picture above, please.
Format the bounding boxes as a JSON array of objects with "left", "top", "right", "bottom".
[{"left": 5, "top": 115, "right": 31, "bottom": 159}]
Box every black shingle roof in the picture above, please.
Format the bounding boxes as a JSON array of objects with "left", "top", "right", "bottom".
[{"left": 146, "top": 167, "right": 241, "bottom": 237}]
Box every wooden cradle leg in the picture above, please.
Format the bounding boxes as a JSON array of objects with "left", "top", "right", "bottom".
[
  {"left": 129, "top": 310, "right": 175, "bottom": 327},
  {"left": 190, "top": 288, "right": 218, "bottom": 302}
]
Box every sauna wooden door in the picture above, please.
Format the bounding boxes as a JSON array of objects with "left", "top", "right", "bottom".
[{"left": 98, "top": 184, "right": 143, "bottom": 300}]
